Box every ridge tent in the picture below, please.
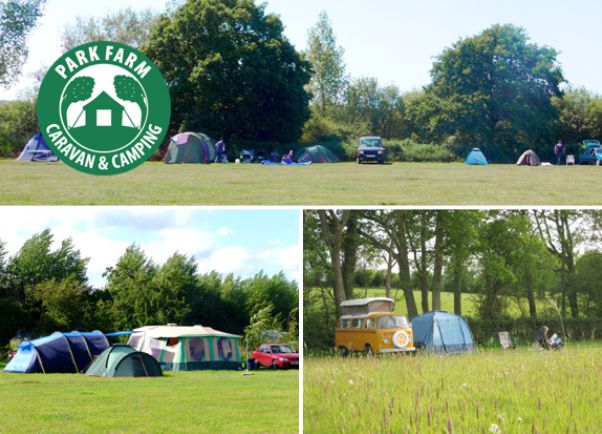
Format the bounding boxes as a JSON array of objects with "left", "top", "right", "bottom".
[
  {"left": 4, "top": 331, "right": 109, "bottom": 373},
  {"left": 295, "top": 145, "right": 339, "bottom": 163},
  {"left": 163, "top": 132, "right": 215, "bottom": 164},
  {"left": 17, "top": 133, "right": 59, "bottom": 162},
  {"left": 85, "top": 344, "right": 162, "bottom": 377},
  {"left": 128, "top": 325, "right": 242, "bottom": 371},
  {"left": 516, "top": 149, "right": 541, "bottom": 166},
  {"left": 411, "top": 311, "right": 476, "bottom": 354},
  {"left": 464, "top": 148, "right": 488, "bottom": 165}
]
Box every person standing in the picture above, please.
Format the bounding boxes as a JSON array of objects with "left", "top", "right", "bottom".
[
  {"left": 215, "top": 137, "right": 226, "bottom": 163},
  {"left": 554, "top": 140, "right": 565, "bottom": 165}
]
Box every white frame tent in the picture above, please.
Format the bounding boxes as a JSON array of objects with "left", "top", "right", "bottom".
[{"left": 127, "top": 325, "right": 242, "bottom": 371}]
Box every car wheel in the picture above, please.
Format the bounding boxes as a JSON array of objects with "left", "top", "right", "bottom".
[
  {"left": 272, "top": 360, "right": 278, "bottom": 370},
  {"left": 364, "top": 344, "right": 373, "bottom": 357},
  {"left": 338, "top": 346, "right": 349, "bottom": 357}
]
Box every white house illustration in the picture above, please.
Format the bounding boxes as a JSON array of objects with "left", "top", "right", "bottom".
[{"left": 71, "top": 91, "right": 136, "bottom": 129}]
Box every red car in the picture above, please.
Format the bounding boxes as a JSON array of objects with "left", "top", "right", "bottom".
[{"left": 251, "top": 343, "right": 299, "bottom": 369}]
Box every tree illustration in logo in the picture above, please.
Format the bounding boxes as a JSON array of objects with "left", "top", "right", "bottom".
[
  {"left": 62, "top": 76, "right": 95, "bottom": 127},
  {"left": 114, "top": 75, "right": 147, "bottom": 127}
]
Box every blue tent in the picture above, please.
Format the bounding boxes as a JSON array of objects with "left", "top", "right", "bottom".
[
  {"left": 17, "top": 133, "right": 59, "bottom": 162},
  {"left": 464, "top": 148, "right": 488, "bottom": 165},
  {"left": 411, "top": 311, "right": 476, "bottom": 354},
  {"left": 4, "top": 331, "right": 109, "bottom": 373}
]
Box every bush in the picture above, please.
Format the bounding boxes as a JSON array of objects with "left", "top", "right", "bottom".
[
  {"left": 384, "top": 139, "right": 458, "bottom": 162},
  {"left": 0, "top": 100, "right": 37, "bottom": 156}
]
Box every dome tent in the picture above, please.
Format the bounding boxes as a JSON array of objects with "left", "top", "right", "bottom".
[
  {"left": 411, "top": 311, "right": 476, "bottom": 354},
  {"left": 128, "top": 325, "right": 242, "bottom": 371},
  {"left": 4, "top": 331, "right": 109, "bottom": 373},
  {"left": 295, "top": 145, "right": 339, "bottom": 163},
  {"left": 85, "top": 344, "right": 162, "bottom": 377},
  {"left": 17, "top": 133, "right": 59, "bottom": 162},
  {"left": 516, "top": 149, "right": 541, "bottom": 166},
  {"left": 163, "top": 132, "right": 215, "bottom": 163},
  {"left": 464, "top": 148, "right": 488, "bottom": 165}
]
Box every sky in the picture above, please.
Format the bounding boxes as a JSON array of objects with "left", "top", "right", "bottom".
[
  {"left": 0, "top": 207, "right": 300, "bottom": 287},
  {"left": 3, "top": 0, "right": 601, "bottom": 100}
]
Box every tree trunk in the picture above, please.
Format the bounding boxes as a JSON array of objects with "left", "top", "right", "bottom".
[
  {"left": 430, "top": 212, "right": 444, "bottom": 311},
  {"left": 420, "top": 214, "right": 430, "bottom": 313},
  {"left": 385, "top": 254, "right": 393, "bottom": 299},
  {"left": 317, "top": 210, "right": 350, "bottom": 318},
  {"left": 341, "top": 211, "right": 359, "bottom": 300},
  {"left": 396, "top": 216, "right": 418, "bottom": 317},
  {"left": 452, "top": 259, "right": 463, "bottom": 316}
]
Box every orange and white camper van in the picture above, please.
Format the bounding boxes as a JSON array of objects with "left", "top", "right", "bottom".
[{"left": 335, "top": 297, "right": 415, "bottom": 356}]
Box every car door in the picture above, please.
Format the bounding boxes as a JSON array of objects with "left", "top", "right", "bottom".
[{"left": 257, "top": 345, "right": 272, "bottom": 367}]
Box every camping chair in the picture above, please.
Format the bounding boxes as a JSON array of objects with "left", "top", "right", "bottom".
[
  {"left": 534, "top": 327, "right": 550, "bottom": 350},
  {"left": 241, "top": 149, "right": 255, "bottom": 163},
  {"left": 498, "top": 331, "right": 514, "bottom": 349},
  {"left": 566, "top": 155, "right": 575, "bottom": 165}
]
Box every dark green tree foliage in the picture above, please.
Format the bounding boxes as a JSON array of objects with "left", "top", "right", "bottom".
[
  {"left": 575, "top": 252, "right": 602, "bottom": 317},
  {"left": 150, "top": 253, "right": 195, "bottom": 325},
  {"left": 428, "top": 24, "right": 564, "bottom": 160},
  {"left": 145, "top": 0, "right": 311, "bottom": 143},
  {"left": 0, "top": 0, "right": 45, "bottom": 87},
  {"left": 104, "top": 244, "right": 156, "bottom": 330},
  {"left": 244, "top": 271, "right": 297, "bottom": 329}
]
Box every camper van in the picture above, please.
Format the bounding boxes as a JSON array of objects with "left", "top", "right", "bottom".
[{"left": 335, "top": 297, "right": 415, "bottom": 356}]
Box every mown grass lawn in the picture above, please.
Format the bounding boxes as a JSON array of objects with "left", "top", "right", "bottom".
[
  {"left": 1, "top": 160, "right": 601, "bottom": 205},
  {"left": 0, "top": 369, "right": 298, "bottom": 434},
  {"left": 304, "top": 344, "right": 602, "bottom": 433}
]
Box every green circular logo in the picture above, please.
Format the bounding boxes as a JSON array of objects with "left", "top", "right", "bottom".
[{"left": 37, "top": 41, "right": 170, "bottom": 175}]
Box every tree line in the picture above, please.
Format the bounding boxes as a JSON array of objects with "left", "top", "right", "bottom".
[
  {"left": 304, "top": 210, "right": 602, "bottom": 348},
  {"left": 0, "top": 229, "right": 298, "bottom": 352},
  {"left": 1, "top": 1, "right": 601, "bottom": 161}
]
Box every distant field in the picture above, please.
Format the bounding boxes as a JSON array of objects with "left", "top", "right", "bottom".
[
  {"left": 304, "top": 344, "right": 602, "bottom": 433},
  {"left": 309, "top": 288, "right": 549, "bottom": 319},
  {"left": 0, "top": 369, "right": 298, "bottom": 433},
  {"left": 1, "top": 160, "right": 601, "bottom": 205}
]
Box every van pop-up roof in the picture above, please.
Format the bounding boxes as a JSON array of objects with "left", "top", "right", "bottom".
[{"left": 339, "top": 297, "right": 394, "bottom": 315}]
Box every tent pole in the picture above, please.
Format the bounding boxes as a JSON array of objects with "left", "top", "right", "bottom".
[
  {"left": 61, "top": 333, "right": 80, "bottom": 373},
  {"left": 34, "top": 348, "right": 46, "bottom": 374}
]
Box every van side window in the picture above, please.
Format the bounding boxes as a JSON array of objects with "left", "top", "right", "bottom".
[
  {"left": 341, "top": 319, "right": 350, "bottom": 328},
  {"left": 365, "top": 319, "right": 374, "bottom": 329},
  {"left": 351, "top": 319, "right": 362, "bottom": 328}
]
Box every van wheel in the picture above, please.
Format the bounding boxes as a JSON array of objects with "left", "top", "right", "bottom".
[
  {"left": 338, "top": 346, "right": 349, "bottom": 357},
  {"left": 364, "top": 344, "right": 373, "bottom": 356}
]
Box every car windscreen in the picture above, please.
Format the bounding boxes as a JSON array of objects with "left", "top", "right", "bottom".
[
  {"left": 360, "top": 139, "right": 382, "bottom": 147},
  {"left": 271, "top": 345, "right": 295, "bottom": 353},
  {"left": 377, "top": 315, "right": 409, "bottom": 329}
]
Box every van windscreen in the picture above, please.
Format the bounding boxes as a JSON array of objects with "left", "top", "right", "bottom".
[{"left": 377, "top": 315, "right": 409, "bottom": 329}]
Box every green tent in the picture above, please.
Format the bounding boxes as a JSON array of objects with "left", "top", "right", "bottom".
[
  {"left": 295, "top": 145, "right": 339, "bottom": 163},
  {"left": 163, "top": 132, "right": 216, "bottom": 164},
  {"left": 85, "top": 344, "right": 162, "bottom": 377}
]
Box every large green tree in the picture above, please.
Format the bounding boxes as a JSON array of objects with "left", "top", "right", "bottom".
[
  {"left": 0, "top": 0, "right": 45, "bottom": 87},
  {"left": 428, "top": 24, "right": 564, "bottom": 160},
  {"left": 306, "top": 11, "right": 346, "bottom": 114},
  {"left": 145, "top": 0, "right": 311, "bottom": 144}
]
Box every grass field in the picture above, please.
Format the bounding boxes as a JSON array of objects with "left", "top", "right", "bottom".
[
  {"left": 0, "top": 369, "right": 298, "bottom": 433},
  {"left": 304, "top": 344, "right": 602, "bottom": 433},
  {"left": 1, "top": 160, "right": 601, "bottom": 205}
]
